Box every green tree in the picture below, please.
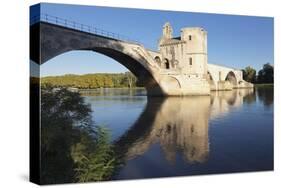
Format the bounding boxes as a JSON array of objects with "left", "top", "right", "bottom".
[
  {"left": 242, "top": 66, "right": 256, "bottom": 83},
  {"left": 124, "top": 71, "right": 137, "bottom": 88},
  {"left": 41, "top": 72, "right": 140, "bottom": 89},
  {"left": 257, "top": 63, "right": 274, "bottom": 83}
]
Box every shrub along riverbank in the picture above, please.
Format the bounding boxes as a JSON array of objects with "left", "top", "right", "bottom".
[{"left": 41, "top": 86, "right": 121, "bottom": 184}]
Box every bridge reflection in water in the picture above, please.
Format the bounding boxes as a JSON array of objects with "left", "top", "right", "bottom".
[{"left": 114, "top": 88, "right": 254, "bottom": 166}]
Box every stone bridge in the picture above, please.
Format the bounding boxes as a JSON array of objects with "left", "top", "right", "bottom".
[
  {"left": 30, "top": 14, "right": 253, "bottom": 96},
  {"left": 207, "top": 64, "right": 249, "bottom": 91}
]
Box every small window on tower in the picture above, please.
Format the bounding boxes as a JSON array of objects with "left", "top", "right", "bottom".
[
  {"left": 189, "top": 58, "right": 192, "bottom": 65},
  {"left": 189, "top": 35, "right": 192, "bottom": 40}
]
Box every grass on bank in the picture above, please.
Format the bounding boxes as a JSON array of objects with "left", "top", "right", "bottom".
[{"left": 254, "top": 83, "right": 274, "bottom": 88}]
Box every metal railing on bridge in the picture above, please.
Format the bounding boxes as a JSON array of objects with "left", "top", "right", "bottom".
[{"left": 30, "top": 13, "right": 140, "bottom": 44}]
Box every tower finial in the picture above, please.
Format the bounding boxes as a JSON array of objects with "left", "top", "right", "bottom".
[{"left": 163, "top": 22, "right": 173, "bottom": 39}]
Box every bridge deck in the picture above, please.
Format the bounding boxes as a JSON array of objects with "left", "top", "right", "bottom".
[{"left": 30, "top": 13, "right": 140, "bottom": 44}]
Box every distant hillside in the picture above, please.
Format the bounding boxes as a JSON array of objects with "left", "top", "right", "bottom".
[{"left": 41, "top": 72, "right": 143, "bottom": 89}]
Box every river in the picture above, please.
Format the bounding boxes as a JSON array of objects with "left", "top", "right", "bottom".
[{"left": 82, "top": 86, "right": 273, "bottom": 179}]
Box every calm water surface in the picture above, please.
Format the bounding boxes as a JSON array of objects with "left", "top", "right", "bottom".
[{"left": 83, "top": 87, "right": 273, "bottom": 179}]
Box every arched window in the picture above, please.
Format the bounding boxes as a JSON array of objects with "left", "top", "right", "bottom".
[
  {"left": 154, "top": 56, "right": 161, "bottom": 67},
  {"left": 164, "top": 59, "right": 170, "bottom": 69},
  {"left": 189, "top": 57, "right": 192, "bottom": 65}
]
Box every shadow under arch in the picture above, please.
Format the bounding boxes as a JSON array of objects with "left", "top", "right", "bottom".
[
  {"left": 207, "top": 71, "right": 216, "bottom": 90},
  {"left": 225, "top": 71, "right": 238, "bottom": 87},
  {"left": 30, "top": 22, "right": 164, "bottom": 95}
]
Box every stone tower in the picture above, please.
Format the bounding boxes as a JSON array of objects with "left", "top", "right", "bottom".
[
  {"left": 158, "top": 23, "right": 208, "bottom": 79},
  {"left": 157, "top": 23, "right": 211, "bottom": 95},
  {"left": 180, "top": 27, "right": 208, "bottom": 77}
]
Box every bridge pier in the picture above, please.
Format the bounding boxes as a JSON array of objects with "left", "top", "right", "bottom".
[
  {"left": 145, "top": 74, "right": 211, "bottom": 96},
  {"left": 217, "top": 81, "right": 233, "bottom": 91}
]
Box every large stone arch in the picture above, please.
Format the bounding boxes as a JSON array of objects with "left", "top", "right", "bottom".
[{"left": 30, "top": 22, "right": 164, "bottom": 96}]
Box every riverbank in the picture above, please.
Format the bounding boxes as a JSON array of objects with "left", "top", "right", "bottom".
[
  {"left": 254, "top": 83, "right": 274, "bottom": 88},
  {"left": 77, "top": 87, "right": 145, "bottom": 92},
  {"left": 78, "top": 87, "right": 147, "bottom": 96}
]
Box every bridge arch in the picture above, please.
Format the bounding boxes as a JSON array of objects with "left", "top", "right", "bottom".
[
  {"left": 225, "top": 71, "right": 238, "bottom": 87},
  {"left": 31, "top": 22, "right": 164, "bottom": 95}
]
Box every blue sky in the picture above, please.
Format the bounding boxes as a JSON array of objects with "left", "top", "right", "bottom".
[{"left": 32, "top": 3, "right": 274, "bottom": 76}]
